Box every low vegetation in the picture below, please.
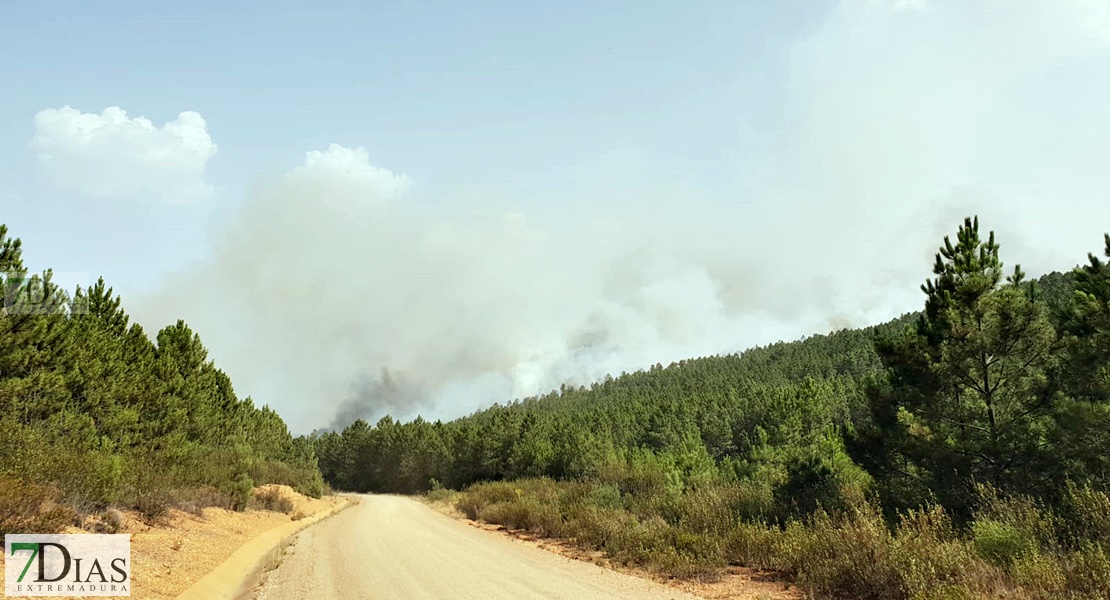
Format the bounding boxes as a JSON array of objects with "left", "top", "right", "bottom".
[
  {"left": 319, "top": 217, "right": 1110, "bottom": 599},
  {"left": 448, "top": 477, "right": 1109, "bottom": 599},
  {"left": 0, "top": 223, "right": 325, "bottom": 540},
  {"left": 250, "top": 486, "right": 297, "bottom": 514}
]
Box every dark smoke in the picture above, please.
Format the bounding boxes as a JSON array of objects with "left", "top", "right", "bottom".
[{"left": 328, "top": 368, "right": 431, "bottom": 431}]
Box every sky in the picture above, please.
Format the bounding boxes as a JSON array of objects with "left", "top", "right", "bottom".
[{"left": 3, "top": 0, "right": 1110, "bottom": 433}]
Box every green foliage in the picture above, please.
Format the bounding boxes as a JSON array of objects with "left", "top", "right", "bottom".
[
  {"left": 972, "top": 519, "right": 1035, "bottom": 566},
  {"left": 774, "top": 437, "right": 873, "bottom": 522},
  {"left": 0, "top": 223, "right": 322, "bottom": 523},
  {"left": 227, "top": 473, "right": 254, "bottom": 512},
  {"left": 316, "top": 329, "right": 887, "bottom": 496}
]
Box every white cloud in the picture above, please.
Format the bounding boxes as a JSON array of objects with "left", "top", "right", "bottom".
[
  {"left": 291, "top": 144, "right": 411, "bottom": 196},
  {"left": 30, "top": 106, "right": 217, "bottom": 204}
]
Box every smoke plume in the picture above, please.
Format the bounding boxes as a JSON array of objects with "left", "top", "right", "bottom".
[{"left": 131, "top": 1, "right": 1110, "bottom": 433}]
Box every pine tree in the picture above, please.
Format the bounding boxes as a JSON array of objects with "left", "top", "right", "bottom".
[
  {"left": 1054, "top": 233, "right": 1110, "bottom": 488},
  {"left": 862, "top": 217, "right": 1060, "bottom": 514},
  {"left": 0, "top": 227, "right": 71, "bottom": 427}
]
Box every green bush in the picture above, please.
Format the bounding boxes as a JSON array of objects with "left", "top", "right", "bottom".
[
  {"left": 606, "top": 514, "right": 670, "bottom": 565},
  {"left": 227, "top": 473, "right": 254, "bottom": 512},
  {"left": 462, "top": 479, "right": 565, "bottom": 536},
  {"left": 585, "top": 484, "right": 622, "bottom": 511},
  {"left": 973, "top": 485, "right": 1057, "bottom": 551},
  {"left": 477, "top": 501, "right": 531, "bottom": 530},
  {"left": 426, "top": 487, "right": 457, "bottom": 503},
  {"left": 732, "top": 479, "right": 776, "bottom": 523},
  {"left": 119, "top": 453, "right": 178, "bottom": 520},
  {"left": 564, "top": 504, "right": 622, "bottom": 550},
  {"left": 972, "top": 519, "right": 1036, "bottom": 566},
  {"left": 455, "top": 481, "right": 520, "bottom": 519}
]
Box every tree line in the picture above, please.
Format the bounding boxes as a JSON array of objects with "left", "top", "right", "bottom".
[{"left": 1, "top": 223, "right": 323, "bottom": 534}]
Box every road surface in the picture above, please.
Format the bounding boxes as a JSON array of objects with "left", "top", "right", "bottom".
[{"left": 256, "top": 494, "right": 702, "bottom": 600}]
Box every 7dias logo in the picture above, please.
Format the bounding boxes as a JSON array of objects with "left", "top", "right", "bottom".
[{"left": 6, "top": 534, "right": 130, "bottom": 597}]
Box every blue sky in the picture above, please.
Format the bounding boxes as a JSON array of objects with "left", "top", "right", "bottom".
[
  {"left": 4, "top": 0, "right": 1110, "bottom": 432},
  {"left": 1, "top": 0, "right": 822, "bottom": 287}
]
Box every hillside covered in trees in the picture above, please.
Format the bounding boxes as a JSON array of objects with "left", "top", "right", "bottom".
[
  {"left": 316, "top": 217, "right": 1110, "bottom": 599},
  {"left": 0, "top": 223, "right": 323, "bottom": 535}
]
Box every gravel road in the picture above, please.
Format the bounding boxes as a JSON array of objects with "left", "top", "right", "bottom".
[{"left": 256, "top": 494, "right": 703, "bottom": 600}]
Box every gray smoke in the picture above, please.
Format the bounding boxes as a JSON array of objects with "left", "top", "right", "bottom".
[
  {"left": 329, "top": 369, "right": 429, "bottom": 431},
  {"left": 129, "top": 1, "right": 1110, "bottom": 433}
]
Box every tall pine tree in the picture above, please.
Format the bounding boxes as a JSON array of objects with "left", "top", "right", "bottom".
[{"left": 860, "top": 217, "right": 1059, "bottom": 515}]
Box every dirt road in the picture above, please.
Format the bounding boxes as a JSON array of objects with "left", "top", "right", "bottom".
[{"left": 256, "top": 495, "right": 702, "bottom": 600}]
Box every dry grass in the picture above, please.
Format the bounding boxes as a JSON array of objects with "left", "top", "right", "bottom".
[
  {"left": 0, "top": 477, "right": 76, "bottom": 542},
  {"left": 249, "top": 486, "right": 296, "bottom": 514},
  {"left": 0, "top": 486, "right": 342, "bottom": 600},
  {"left": 448, "top": 478, "right": 1110, "bottom": 600}
]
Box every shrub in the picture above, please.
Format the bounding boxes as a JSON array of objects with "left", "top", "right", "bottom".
[
  {"left": 773, "top": 443, "right": 871, "bottom": 524},
  {"left": 250, "top": 487, "right": 295, "bottom": 514},
  {"left": 606, "top": 514, "right": 670, "bottom": 565},
  {"left": 973, "top": 485, "right": 1057, "bottom": 551},
  {"left": 227, "top": 473, "right": 254, "bottom": 512},
  {"left": 781, "top": 505, "right": 904, "bottom": 599},
  {"left": 455, "top": 481, "right": 519, "bottom": 519},
  {"left": 132, "top": 489, "right": 171, "bottom": 521},
  {"left": 452, "top": 475, "right": 1109, "bottom": 599},
  {"left": 892, "top": 506, "right": 995, "bottom": 600},
  {"left": 185, "top": 485, "right": 238, "bottom": 511},
  {"left": 1012, "top": 551, "right": 1067, "bottom": 597},
  {"left": 463, "top": 480, "right": 564, "bottom": 536},
  {"left": 478, "top": 501, "right": 531, "bottom": 530},
  {"left": 972, "top": 519, "right": 1036, "bottom": 566},
  {"left": 585, "top": 484, "right": 622, "bottom": 511},
  {"left": 679, "top": 483, "right": 744, "bottom": 537},
  {"left": 250, "top": 460, "right": 326, "bottom": 499},
  {"left": 102, "top": 508, "right": 124, "bottom": 534},
  {"left": 732, "top": 479, "right": 776, "bottom": 523},
  {"left": 426, "top": 488, "right": 457, "bottom": 504},
  {"left": 0, "top": 477, "right": 74, "bottom": 542},
  {"left": 564, "top": 504, "right": 622, "bottom": 550},
  {"left": 723, "top": 521, "right": 781, "bottom": 569},
  {"left": 119, "top": 452, "right": 181, "bottom": 520},
  {"left": 1062, "top": 541, "right": 1110, "bottom": 600},
  {"left": 1056, "top": 482, "right": 1110, "bottom": 549}
]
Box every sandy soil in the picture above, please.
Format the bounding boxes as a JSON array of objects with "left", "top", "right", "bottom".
[
  {"left": 429, "top": 498, "right": 803, "bottom": 600},
  {"left": 1, "top": 485, "right": 343, "bottom": 600},
  {"left": 257, "top": 494, "right": 708, "bottom": 600}
]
